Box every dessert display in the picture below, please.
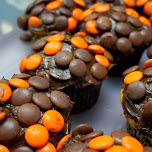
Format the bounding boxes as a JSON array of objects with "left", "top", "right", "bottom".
[
  {"left": 19, "top": 32, "right": 109, "bottom": 113},
  {"left": 0, "top": 74, "right": 73, "bottom": 152},
  {"left": 79, "top": 3, "right": 152, "bottom": 74},
  {"left": 57, "top": 123, "right": 150, "bottom": 152},
  {"left": 121, "top": 59, "right": 152, "bottom": 146}
]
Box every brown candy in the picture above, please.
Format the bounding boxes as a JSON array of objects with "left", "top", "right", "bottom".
[
  {"left": 144, "top": 147, "right": 152, "bottom": 152},
  {"left": 143, "top": 67, "right": 152, "bottom": 77},
  {"left": 115, "top": 22, "right": 131, "bottom": 36},
  {"left": 84, "top": 36, "right": 98, "bottom": 45},
  {"left": 91, "top": 63, "right": 108, "bottom": 81},
  {"left": 83, "top": 149, "right": 99, "bottom": 152},
  {"left": 30, "top": 4, "right": 44, "bottom": 16},
  {"left": 69, "top": 59, "right": 87, "bottom": 78},
  {"left": 147, "top": 45, "right": 152, "bottom": 59},
  {"left": 112, "top": 6, "right": 126, "bottom": 13},
  {"left": 127, "top": 16, "right": 142, "bottom": 28},
  {"left": 74, "top": 49, "right": 91, "bottom": 63},
  {"left": 126, "top": 81, "right": 146, "bottom": 101},
  {"left": 17, "top": 15, "right": 27, "bottom": 30},
  {"left": 96, "top": 16, "right": 112, "bottom": 31},
  {"left": 100, "top": 32, "right": 117, "bottom": 48},
  {"left": 143, "top": 101, "right": 152, "bottom": 122},
  {"left": 50, "top": 91, "right": 72, "bottom": 109},
  {"left": 111, "top": 12, "right": 127, "bottom": 22},
  {"left": 129, "top": 31, "right": 143, "bottom": 46},
  {"left": 140, "top": 30, "right": 152, "bottom": 44},
  {"left": 116, "top": 38, "right": 132, "bottom": 54},
  {"left": 19, "top": 33, "right": 32, "bottom": 41},
  {"left": 28, "top": 76, "right": 50, "bottom": 90},
  {"left": 12, "top": 74, "right": 31, "bottom": 79},
  {"left": 14, "top": 146, "right": 34, "bottom": 152},
  {"left": 41, "top": 13, "right": 55, "bottom": 25},
  {"left": 80, "top": 131, "right": 103, "bottom": 142},
  {"left": 17, "top": 103, "right": 41, "bottom": 126},
  {"left": 32, "top": 37, "right": 48, "bottom": 52},
  {"left": 123, "top": 65, "right": 140, "bottom": 76},
  {"left": 111, "top": 130, "right": 131, "bottom": 145},
  {"left": 55, "top": 51, "right": 73, "bottom": 67},
  {"left": 64, "top": 142, "right": 87, "bottom": 152},
  {"left": 72, "top": 124, "right": 93, "bottom": 137},
  {"left": 59, "top": 7, "right": 72, "bottom": 17},
  {"left": 32, "top": 93, "right": 52, "bottom": 110},
  {"left": 104, "top": 51, "right": 114, "bottom": 63},
  {"left": 62, "top": 0, "right": 74, "bottom": 8},
  {"left": 10, "top": 88, "right": 32, "bottom": 106},
  {"left": 0, "top": 117, "right": 20, "bottom": 144},
  {"left": 55, "top": 16, "right": 68, "bottom": 31},
  {"left": 84, "top": 13, "right": 99, "bottom": 22}
]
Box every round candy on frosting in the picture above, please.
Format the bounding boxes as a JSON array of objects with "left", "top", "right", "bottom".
[
  {"left": 0, "top": 117, "right": 20, "bottom": 144},
  {"left": 50, "top": 91, "right": 72, "bottom": 109},
  {"left": 143, "top": 101, "right": 152, "bottom": 122},
  {"left": 69, "top": 59, "right": 87, "bottom": 78},
  {"left": 126, "top": 81, "right": 146, "bottom": 101},
  {"left": 10, "top": 88, "right": 32, "bottom": 106},
  {"left": 55, "top": 51, "right": 73, "bottom": 67},
  {"left": 17, "top": 103, "right": 41, "bottom": 126},
  {"left": 14, "top": 146, "right": 34, "bottom": 152}
]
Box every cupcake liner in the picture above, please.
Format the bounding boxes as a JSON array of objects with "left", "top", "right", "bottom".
[
  {"left": 127, "top": 121, "right": 152, "bottom": 146},
  {"left": 61, "top": 82, "right": 102, "bottom": 113}
]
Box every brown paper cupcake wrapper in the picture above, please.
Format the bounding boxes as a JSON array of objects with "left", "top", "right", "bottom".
[
  {"left": 61, "top": 82, "right": 102, "bottom": 113},
  {"left": 127, "top": 121, "right": 152, "bottom": 146}
]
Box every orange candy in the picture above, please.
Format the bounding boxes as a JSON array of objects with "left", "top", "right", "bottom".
[
  {"left": 0, "top": 145, "right": 10, "bottom": 152},
  {"left": 45, "top": 1, "right": 62, "bottom": 10},
  {"left": 121, "top": 136, "right": 144, "bottom": 152},
  {"left": 26, "top": 54, "right": 42, "bottom": 71},
  {"left": 0, "top": 112, "right": 6, "bottom": 122},
  {"left": 76, "top": 32, "right": 87, "bottom": 37},
  {"left": 42, "top": 110, "right": 65, "bottom": 133},
  {"left": 67, "top": 17, "right": 77, "bottom": 31},
  {"left": 136, "top": 0, "right": 149, "bottom": 7},
  {"left": 123, "top": 0, "right": 135, "bottom": 7},
  {"left": 144, "top": 1, "right": 152, "bottom": 16},
  {"left": 44, "top": 41, "right": 62, "bottom": 56},
  {"left": 36, "top": 142, "right": 57, "bottom": 152},
  {"left": 0, "top": 83, "right": 12, "bottom": 102},
  {"left": 47, "top": 34, "right": 65, "bottom": 42},
  {"left": 85, "top": 20, "right": 100, "bottom": 35},
  {"left": 88, "top": 135, "right": 114, "bottom": 151},
  {"left": 71, "top": 37, "right": 88, "bottom": 49},
  {"left": 88, "top": 45, "right": 105, "bottom": 54},
  {"left": 73, "top": 0, "right": 86, "bottom": 7},
  {"left": 57, "top": 135, "right": 71, "bottom": 151},
  {"left": 144, "top": 59, "right": 152, "bottom": 68},
  {"left": 89, "top": 3, "right": 102, "bottom": 9},
  {"left": 95, "top": 4, "right": 111, "bottom": 13},
  {"left": 20, "top": 56, "right": 28, "bottom": 73},
  {"left": 80, "top": 9, "right": 93, "bottom": 21},
  {"left": 28, "top": 16, "right": 40, "bottom": 27},
  {"left": 95, "top": 55, "right": 110, "bottom": 68},
  {"left": 105, "top": 145, "right": 129, "bottom": 152},
  {"left": 125, "top": 8, "right": 139, "bottom": 18},
  {"left": 139, "top": 16, "right": 151, "bottom": 26},
  {"left": 9, "top": 78, "right": 30, "bottom": 88},
  {"left": 25, "top": 124, "right": 49, "bottom": 148},
  {"left": 72, "top": 8, "right": 83, "bottom": 21},
  {"left": 124, "top": 71, "right": 143, "bottom": 85}
]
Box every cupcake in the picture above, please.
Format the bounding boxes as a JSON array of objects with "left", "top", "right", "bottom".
[
  {"left": 17, "top": 0, "right": 89, "bottom": 39},
  {"left": 19, "top": 32, "right": 109, "bottom": 113},
  {"left": 55, "top": 123, "right": 147, "bottom": 152},
  {"left": 0, "top": 73, "right": 73, "bottom": 152},
  {"left": 121, "top": 59, "right": 152, "bottom": 146},
  {"left": 79, "top": 3, "right": 152, "bottom": 75}
]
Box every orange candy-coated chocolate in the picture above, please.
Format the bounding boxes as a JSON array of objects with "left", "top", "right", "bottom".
[
  {"left": 25, "top": 124, "right": 49, "bottom": 148},
  {"left": 42, "top": 110, "right": 65, "bottom": 133}
]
